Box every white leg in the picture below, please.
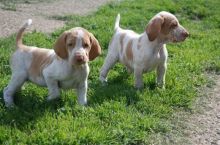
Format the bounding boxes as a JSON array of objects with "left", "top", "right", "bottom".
[
  {"left": 157, "top": 45, "right": 168, "bottom": 89},
  {"left": 45, "top": 78, "right": 60, "bottom": 101},
  {"left": 99, "top": 50, "right": 119, "bottom": 83},
  {"left": 134, "top": 66, "right": 144, "bottom": 89},
  {"left": 3, "top": 72, "right": 27, "bottom": 107},
  {"left": 77, "top": 81, "right": 87, "bottom": 105},
  {"left": 156, "top": 63, "right": 167, "bottom": 89}
]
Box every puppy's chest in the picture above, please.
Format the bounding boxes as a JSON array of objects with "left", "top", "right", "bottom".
[
  {"left": 59, "top": 68, "right": 88, "bottom": 89},
  {"left": 137, "top": 50, "right": 162, "bottom": 72}
]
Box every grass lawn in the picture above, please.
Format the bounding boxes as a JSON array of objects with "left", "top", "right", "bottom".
[{"left": 0, "top": 0, "right": 220, "bottom": 144}]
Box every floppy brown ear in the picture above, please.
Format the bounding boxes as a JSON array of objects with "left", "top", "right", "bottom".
[
  {"left": 146, "top": 15, "right": 164, "bottom": 41},
  {"left": 54, "top": 31, "right": 68, "bottom": 59},
  {"left": 89, "top": 33, "right": 101, "bottom": 61}
]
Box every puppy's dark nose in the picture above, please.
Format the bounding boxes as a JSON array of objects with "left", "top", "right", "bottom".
[
  {"left": 76, "top": 55, "right": 84, "bottom": 62},
  {"left": 182, "top": 30, "right": 189, "bottom": 37}
]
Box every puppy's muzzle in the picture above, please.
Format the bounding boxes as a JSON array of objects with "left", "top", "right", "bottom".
[
  {"left": 173, "top": 29, "right": 189, "bottom": 42},
  {"left": 182, "top": 30, "right": 189, "bottom": 37},
  {"left": 74, "top": 52, "right": 87, "bottom": 65}
]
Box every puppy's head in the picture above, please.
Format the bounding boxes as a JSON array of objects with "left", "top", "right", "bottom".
[
  {"left": 146, "top": 11, "right": 189, "bottom": 43},
  {"left": 54, "top": 27, "right": 101, "bottom": 66}
]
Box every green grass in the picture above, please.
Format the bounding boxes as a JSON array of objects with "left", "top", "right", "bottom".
[{"left": 0, "top": 0, "right": 220, "bottom": 144}]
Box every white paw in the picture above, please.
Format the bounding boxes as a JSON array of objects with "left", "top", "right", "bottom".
[
  {"left": 78, "top": 99, "right": 87, "bottom": 106},
  {"left": 46, "top": 95, "right": 59, "bottom": 101},
  {"left": 4, "top": 101, "right": 15, "bottom": 108},
  {"left": 99, "top": 75, "right": 108, "bottom": 85},
  {"left": 135, "top": 82, "right": 144, "bottom": 89},
  {"left": 3, "top": 96, "right": 15, "bottom": 107},
  {"left": 156, "top": 83, "right": 165, "bottom": 89},
  {"left": 3, "top": 89, "right": 15, "bottom": 107}
]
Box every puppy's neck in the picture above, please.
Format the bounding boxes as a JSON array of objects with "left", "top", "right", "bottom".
[{"left": 141, "top": 33, "right": 165, "bottom": 51}]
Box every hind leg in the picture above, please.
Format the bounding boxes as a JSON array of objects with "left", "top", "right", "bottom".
[
  {"left": 99, "top": 49, "right": 119, "bottom": 84},
  {"left": 134, "top": 66, "right": 144, "bottom": 89},
  {"left": 3, "top": 71, "right": 27, "bottom": 107}
]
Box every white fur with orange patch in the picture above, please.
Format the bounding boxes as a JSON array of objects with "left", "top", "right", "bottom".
[
  {"left": 100, "top": 11, "right": 189, "bottom": 89},
  {"left": 3, "top": 20, "right": 101, "bottom": 107}
]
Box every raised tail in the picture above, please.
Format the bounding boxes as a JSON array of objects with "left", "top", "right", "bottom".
[
  {"left": 114, "top": 13, "right": 120, "bottom": 31},
  {"left": 16, "top": 19, "right": 32, "bottom": 48}
]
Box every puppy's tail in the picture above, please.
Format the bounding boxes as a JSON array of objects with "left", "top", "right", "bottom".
[
  {"left": 16, "top": 19, "right": 32, "bottom": 48},
  {"left": 114, "top": 13, "right": 120, "bottom": 31}
]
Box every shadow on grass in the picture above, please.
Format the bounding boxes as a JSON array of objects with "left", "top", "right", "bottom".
[
  {"left": 0, "top": 88, "right": 65, "bottom": 131},
  {"left": 88, "top": 71, "right": 157, "bottom": 106},
  {"left": 0, "top": 71, "right": 157, "bottom": 131}
]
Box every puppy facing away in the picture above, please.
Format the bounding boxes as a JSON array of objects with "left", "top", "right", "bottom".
[
  {"left": 3, "top": 19, "right": 101, "bottom": 107},
  {"left": 100, "top": 11, "right": 189, "bottom": 89}
]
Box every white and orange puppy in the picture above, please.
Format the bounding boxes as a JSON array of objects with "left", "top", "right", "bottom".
[
  {"left": 3, "top": 19, "right": 101, "bottom": 107},
  {"left": 100, "top": 11, "right": 189, "bottom": 89}
]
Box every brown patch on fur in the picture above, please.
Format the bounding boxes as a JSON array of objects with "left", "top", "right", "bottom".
[
  {"left": 28, "top": 49, "right": 53, "bottom": 77},
  {"left": 66, "top": 31, "right": 78, "bottom": 51},
  {"left": 16, "top": 27, "right": 26, "bottom": 48},
  {"left": 78, "top": 28, "right": 101, "bottom": 61},
  {"left": 126, "top": 40, "right": 133, "bottom": 61},
  {"left": 160, "top": 14, "right": 178, "bottom": 35},
  {"left": 81, "top": 29, "right": 91, "bottom": 56},
  {"left": 54, "top": 29, "right": 81, "bottom": 59},
  {"left": 120, "top": 33, "right": 126, "bottom": 53},
  {"left": 54, "top": 31, "right": 68, "bottom": 59},
  {"left": 122, "top": 55, "right": 132, "bottom": 72},
  {"left": 146, "top": 15, "right": 164, "bottom": 41},
  {"left": 88, "top": 32, "right": 101, "bottom": 61}
]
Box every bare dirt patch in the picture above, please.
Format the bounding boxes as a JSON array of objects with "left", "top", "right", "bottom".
[
  {"left": 185, "top": 75, "right": 220, "bottom": 145},
  {"left": 0, "top": 0, "right": 111, "bottom": 38},
  {"left": 149, "top": 74, "right": 220, "bottom": 145}
]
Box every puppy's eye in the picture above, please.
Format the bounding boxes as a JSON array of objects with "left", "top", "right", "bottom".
[
  {"left": 171, "top": 22, "right": 178, "bottom": 28},
  {"left": 83, "top": 43, "right": 89, "bottom": 48}
]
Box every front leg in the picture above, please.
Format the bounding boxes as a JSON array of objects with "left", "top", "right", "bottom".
[
  {"left": 45, "top": 77, "right": 60, "bottom": 101},
  {"left": 134, "top": 66, "right": 144, "bottom": 89},
  {"left": 156, "top": 45, "right": 168, "bottom": 89},
  {"left": 77, "top": 81, "right": 87, "bottom": 105},
  {"left": 156, "top": 63, "right": 167, "bottom": 89}
]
